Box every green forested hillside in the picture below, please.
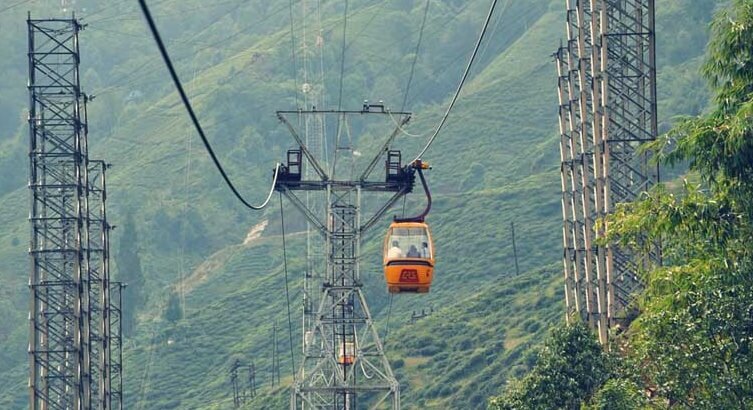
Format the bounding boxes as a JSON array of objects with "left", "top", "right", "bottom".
[{"left": 0, "top": 0, "right": 719, "bottom": 408}]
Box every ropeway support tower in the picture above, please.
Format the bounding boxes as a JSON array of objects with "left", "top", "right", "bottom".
[
  {"left": 28, "top": 15, "right": 122, "bottom": 409},
  {"left": 555, "top": 0, "right": 660, "bottom": 344},
  {"left": 276, "top": 107, "right": 415, "bottom": 409}
]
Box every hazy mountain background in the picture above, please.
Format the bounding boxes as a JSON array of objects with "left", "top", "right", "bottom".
[{"left": 0, "top": 0, "right": 719, "bottom": 408}]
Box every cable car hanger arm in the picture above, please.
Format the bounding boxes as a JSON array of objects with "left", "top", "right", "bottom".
[
  {"left": 360, "top": 186, "right": 412, "bottom": 234},
  {"left": 395, "top": 160, "right": 431, "bottom": 223},
  {"left": 359, "top": 113, "right": 411, "bottom": 182}
]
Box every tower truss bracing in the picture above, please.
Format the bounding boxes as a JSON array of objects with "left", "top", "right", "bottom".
[
  {"left": 276, "top": 109, "right": 412, "bottom": 409},
  {"left": 109, "top": 282, "right": 124, "bottom": 410},
  {"left": 28, "top": 16, "right": 120, "bottom": 409},
  {"left": 556, "top": 0, "right": 659, "bottom": 344},
  {"left": 297, "top": 0, "right": 330, "bottom": 357},
  {"left": 87, "top": 160, "right": 115, "bottom": 409}
]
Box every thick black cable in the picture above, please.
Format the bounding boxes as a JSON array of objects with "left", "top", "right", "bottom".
[
  {"left": 138, "top": 0, "right": 279, "bottom": 210},
  {"left": 412, "top": 0, "right": 499, "bottom": 162},
  {"left": 279, "top": 193, "right": 298, "bottom": 378},
  {"left": 400, "top": 0, "right": 431, "bottom": 112}
]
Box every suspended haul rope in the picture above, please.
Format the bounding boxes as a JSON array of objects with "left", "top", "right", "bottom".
[
  {"left": 400, "top": 0, "right": 430, "bottom": 112},
  {"left": 411, "top": 0, "right": 499, "bottom": 163},
  {"left": 138, "top": 0, "right": 279, "bottom": 210}
]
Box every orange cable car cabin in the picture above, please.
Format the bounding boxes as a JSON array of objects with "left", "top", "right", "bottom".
[
  {"left": 337, "top": 341, "right": 356, "bottom": 365},
  {"left": 382, "top": 159, "right": 434, "bottom": 294},
  {"left": 383, "top": 221, "right": 434, "bottom": 293}
]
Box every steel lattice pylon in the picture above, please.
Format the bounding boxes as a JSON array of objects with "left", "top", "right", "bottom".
[
  {"left": 28, "top": 16, "right": 122, "bottom": 409},
  {"left": 556, "top": 0, "right": 659, "bottom": 344},
  {"left": 276, "top": 109, "right": 412, "bottom": 409},
  {"left": 299, "top": 0, "right": 329, "bottom": 359},
  {"left": 28, "top": 17, "right": 89, "bottom": 409}
]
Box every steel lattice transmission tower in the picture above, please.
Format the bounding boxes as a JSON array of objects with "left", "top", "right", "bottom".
[
  {"left": 28, "top": 16, "right": 122, "bottom": 409},
  {"left": 276, "top": 107, "right": 413, "bottom": 409},
  {"left": 555, "top": 0, "right": 660, "bottom": 344}
]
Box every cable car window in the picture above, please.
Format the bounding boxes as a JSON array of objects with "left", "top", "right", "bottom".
[{"left": 387, "top": 227, "right": 432, "bottom": 259}]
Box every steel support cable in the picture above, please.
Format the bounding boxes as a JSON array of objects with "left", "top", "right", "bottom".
[
  {"left": 0, "top": 0, "right": 31, "bottom": 14},
  {"left": 476, "top": 0, "right": 508, "bottom": 62},
  {"left": 85, "top": 0, "right": 172, "bottom": 23},
  {"left": 279, "top": 193, "right": 297, "bottom": 379},
  {"left": 400, "top": 0, "right": 431, "bottom": 112},
  {"left": 94, "top": 2, "right": 296, "bottom": 99},
  {"left": 178, "top": 61, "right": 199, "bottom": 326},
  {"left": 339, "top": 0, "right": 388, "bottom": 56},
  {"left": 138, "top": 0, "right": 279, "bottom": 210},
  {"left": 388, "top": 110, "right": 426, "bottom": 138},
  {"left": 360, "top": 357, "right": 375, "bottom": 380},
  {"left": 343, "top": 0, "right": 473, "bottom": 87},
  {"left": 332, "top": 0, "right": 349, "bottom": 175},
  {"left": 411, "top": 0, "right": 499, "bottom": 163},
  {"left": 136, "top": 329, "right": 160, "bottom": 410},
  {"left": 86, "top": 26, "right": 219, "bottom": 48},
  {"left": 317, "top": 0, "right": 329, "bottom": 165}
]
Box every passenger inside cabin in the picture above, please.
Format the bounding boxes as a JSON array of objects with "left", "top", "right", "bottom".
[
  {"left": 421, "top": 242, "right": 429, "bottom": 258},
  {"left": 387, "top": 241, "right": 403, "bottom": 258},
  {"left": 406, "top": 245, "right": 420, "bottom": 257}
]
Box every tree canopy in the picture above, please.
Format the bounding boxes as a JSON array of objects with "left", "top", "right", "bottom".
[
  {"left": 488, "top": 322, "right": 610, "bottom": 410},
  {"left": 605, "top": 1, "right": 753, "bottom": 406}
]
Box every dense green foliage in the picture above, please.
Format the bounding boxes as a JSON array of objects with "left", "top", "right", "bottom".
[
  {"left": 585, "top": 379, "right": 647, "bottom": 410},
  {"left": 606, "top": 1, "right": 753, "bottom": 406},
  {"left": 0, "top": 0, "right": 722, "bottom": 408},
  {"left": 117, "top": 211, "right": 147, "bottom": 336},
  {"left": 488, "top": 322, "right": 610, "bottom": 410}
]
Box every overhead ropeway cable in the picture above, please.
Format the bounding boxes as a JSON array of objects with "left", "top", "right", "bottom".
[
  {"left": 411, "top": 0, "right": 499, "bottom": 163},
  {"left": 138, "top": 0, "right": 279, "bottom": 210},
  {"left": 401, "top": 0, "right": 431, "bottom": 112}
]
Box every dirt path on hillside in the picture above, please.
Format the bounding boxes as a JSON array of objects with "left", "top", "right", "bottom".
[{"left": 178, "top": 219, "right": 268, "bottom": 295}]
